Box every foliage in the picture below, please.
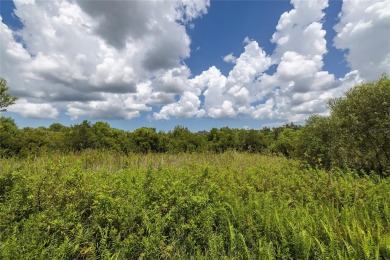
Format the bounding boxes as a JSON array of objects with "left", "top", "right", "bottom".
[
  {"left": 0, "top": 117, "right": 21, "bottom": 156},
  {"left": 0, "top": 78, "right": 18, "bottom": 112},
  {"left": 168, "top": 126, "right": 206, "bottom": 153},
  {"left": 207, "top": 127, "right": 240, "bottom": 152},
  {"left": 270, "top": 127, "right": 300, "bottom": 157},
  {"left": 329, "top": 75, "right": 390, "bottom": 175},
  {"left": 0, "top": 120, "right": 302, "bottom": 158},
  {"left": 0, "top": 152, "right": 389, "bottom": 259},
  {"left": 296, "top": 115, "right": 335, "bottom": 168},
  {"left": 1, "top": 75, "right": 388, "bottom": 176},
  {"left": 297, "top": 75, "right": 390, "bottom": 176},
  {"left": 130, "top": 127, "right": 161, "bottom": 153}
]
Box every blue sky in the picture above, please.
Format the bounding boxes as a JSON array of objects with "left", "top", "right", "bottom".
[{"left": 1, "top": 0, "right": 389, "bottom": 131}]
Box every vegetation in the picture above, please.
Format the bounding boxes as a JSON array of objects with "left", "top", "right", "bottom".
[
  {"left": 0, "top": 78, "right": 18, "bottom": 112},
  {"left": 298, "top": 75, "right": 390, "bottom": 176},
  {"left": 2, "top": 75, "right": 389, "bottom": 175},
  {"left": 0, "top": 117, "right": 297, "bottom": 157},
  {"left": 1, "top": 152, "right": 389, "bottom": 259}
]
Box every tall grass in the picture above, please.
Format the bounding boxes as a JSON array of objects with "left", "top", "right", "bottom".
[{"left": 1, "top": 151, "right": 389, "bottom": 259}]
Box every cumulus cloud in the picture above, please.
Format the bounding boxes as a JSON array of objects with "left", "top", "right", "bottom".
[
  {"left": 180, "top": 0, "right": 345, "bottom": 122},
  {"left": 9, "top": 99, "right": 59, "bottom": 119},
  {"left": 271, "top": 0, "right": 328, "bottom": 61},
  {"left": 153, "top": 91, "right": 205, "bottom": 120},
  {"left": 153, "top": 43, "right": 269, "bottom": 120},
  {"left": 251, "top": 0, "right": 366, "bottom": 123},
  {"left": 208, "top": 100, "right": 236, "bottom": 119},
  {"left": 255, "top": 0, "right": 385, "bottom": 122},
  {"left": 223, "top": 53, "right": 237, "bottom": 64},
  {"left": 249, "top": 0, "right": 335, "bottom": 121},
  {"left": 1, "top": 0, "right": 209, "bottom": 119},
  {"left": 196, "top": 0, "right": 331, "bottom": 120},
  {"left": 334, "top": 0, "right": 390, "bottom": 80},
  {"left": 191, "top": 0, "right": 363, "bottom": 122},
  {"left": 200, "top": 40, "right": 272, "bottom": 119},
  {"left": 151, "top": 66, "right": 192, "bottom": 94},
  {"left": 1, "top": 0, "right": 388, "bottom": 124}
]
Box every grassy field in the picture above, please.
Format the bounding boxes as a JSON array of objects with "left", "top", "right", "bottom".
[{"left": 1, "top": 151, "right": 389, "bottom": 259}]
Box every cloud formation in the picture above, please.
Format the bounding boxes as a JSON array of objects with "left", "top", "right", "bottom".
[
  {"left": 1, "top": 0, "right": 387, "bottom": 124},
  {"left": 10, "top": 99, "right": 59, "bottom": 119},
  {"left": 334, "top": 0, "right": 390, "bottom": 80},
  {"left": 2, "top": 0, "right": 209, "bottom": 119},
  {"left": 223, "top": 53, "right": 237, "bottom": 64}
]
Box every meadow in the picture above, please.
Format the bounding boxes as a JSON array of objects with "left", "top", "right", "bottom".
[{"left": 1, "top": 151, "right": 389, "bottom": 259}]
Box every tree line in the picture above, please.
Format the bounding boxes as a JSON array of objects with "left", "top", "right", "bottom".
[
  {"left": 0, "top": 117, "right": 301, "bottom": 156},
  {"left": 1, "top": 75, "right": 389, "bottom": 176}
]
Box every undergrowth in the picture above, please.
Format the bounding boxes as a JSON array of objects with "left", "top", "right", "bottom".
[{"left": 0, "top": 151, "right": 389, "bottom": 259}]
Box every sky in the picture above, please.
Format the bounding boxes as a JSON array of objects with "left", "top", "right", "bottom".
[{"left": 0, "top": 0, "right": 389, "bottom": 132}]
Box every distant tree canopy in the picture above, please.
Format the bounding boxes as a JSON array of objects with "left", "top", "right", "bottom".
[
  {"left": 0, "top": 78, "right": 18, "bottom": 112},
  {"left": 0, "top": 75, "right": 389, "bottom": 176}
]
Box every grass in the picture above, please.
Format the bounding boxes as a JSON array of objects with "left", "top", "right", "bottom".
[{"left": 1, "top": 151, "right": 389, "bottom": 259}]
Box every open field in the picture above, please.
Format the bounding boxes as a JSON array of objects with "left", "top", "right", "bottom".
[{"left": 1, "top": 152, "right": 389, "bottom": 259}]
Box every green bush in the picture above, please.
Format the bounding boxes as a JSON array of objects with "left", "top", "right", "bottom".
[
  {"left": 298, "top": 75, "right": 390, "bottom": 176},
  {"left": 1, "top": 152, "right": 389, "bottom": 259}
]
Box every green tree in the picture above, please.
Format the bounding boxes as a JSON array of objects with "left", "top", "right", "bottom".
[
  {"left": 168, "top": 126, "right": 203, "bottom": 153},
  {"left": 91, "top": 121, "right": 114, "bottom": 149},
  {"left": 49, "top": 123, "right": 68, "bottom": 132},
  {"left": 207, "top": 127, "right": 239, "bottom": 152},
  {"left": 297, "top": 75, "right": 390, "bottom": 175},
  {"left": 296, "top": 115, "right": 336, "bottom": 168},
  {"left": 19, "top": 127, "right": 51, "bottom": 156},
  {"left": 271, "top": 127, "right": 301, "bottom": 157},
  {"left": 67, "top": 120, "right": 96, "bottom": 151},
  {"left": 328, "top": 74, "right": 390, "bottom": 175},
  {"left": 0, "top": 117, "right": 21, "bottom": 156},
  {"left": 131, "top": 128, "right": 159, "bottom": 153},
  {"left": 48, "top": 123, "right": 69, "bottom": 152},
  {"left": 0, "top": 78, "right": 18, "bottom": 112},
  {"left": 236, "top": 129, "right": 268, "bottom": 153}
]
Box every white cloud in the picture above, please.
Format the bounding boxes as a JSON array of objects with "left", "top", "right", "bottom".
[
  {"left": 194, "top": 0, "right": 341, "bottom": 121},
  {"left": 1, "top": 0, "right": 388, "bottom": 124},
  {"left": 208, "top": 100, "right": 236, "bottom": 119},
  {"left": 1, "top": 0, "right": 209, "bottom": 119},
  {"left": 9, "top": 99, "right": 59, "bottom": 119},
  {"left": 200, "top": 40, "right": 271, "bottom": 119},
  {"left": 250, "top": 0, "right": 387, "bottom": 123},
  {"left": 151, "top": 66, "right": 192, "bottom": 94},
  {"left": 334, "top": 0, "right": 390, "bottom": 80},
  {"left": 271, "top": 0, "right": 328, "bottom": 61},
  {"left": 227, "top": 41, "right": 272, "bottom": 87},
  {"left": 153, "top": 91, "right": 205, "bottom": 120},
  {"left": 252, "top": 98, "right": 276, "bottom": 120},
  {"left": 246, "top": 0, "right": 337, "bottom": 122},
  {"left": 66, "top": 92, "right": 154, "bottom": 120},
  {"left": 223, "top": 53, "right": 237, "bottom": 64}
]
